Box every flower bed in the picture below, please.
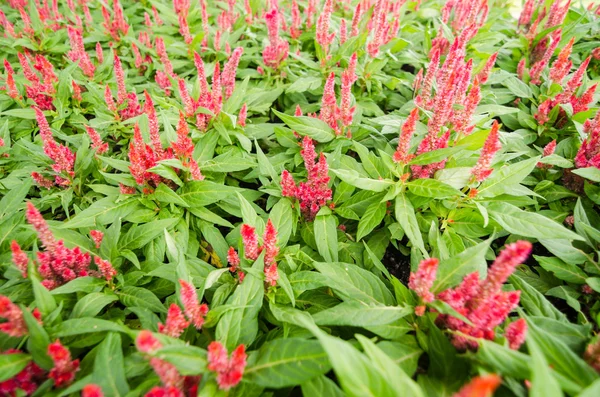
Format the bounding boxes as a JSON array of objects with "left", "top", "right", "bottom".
[{"left": 1, "top": 0, "right": 600, "bottom": 396}]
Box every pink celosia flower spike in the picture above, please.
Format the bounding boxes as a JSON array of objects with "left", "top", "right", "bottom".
[
  {"left": 320, "top": 72, "right": 338, "bottom": 133},
  {"left": 469, "top": 241, "right": 532, "bottom": 309},
  {"left": 238, "top": 103, "right": 248, "bottom": 127},
  {"left": 505, "top": 318, "right": 527, "bottom": 350},
  {"left": 135, "top": 331, "right": 184, "bottom": 388},
  {"left": 241, "top": 224, "right": 260, "bottom": 260},
  {"left": 113, "top": 51, "right": 127, "bottom": 105},
  {"left": 0, "top": 295, "right": 29, "bottom": 337},
  {"left": 143, "top": 91, "right": 164, "bottom": 159},
  {"left": 4, "top": 60, "right": 20, "bottom": 99},
  {"left": 94, "top": 257, "right": 117, "bottom": 282},
  {"left": 537, "top": 140, "right": 557, "bottom": 169},
  {"left": 104, "top": 85, "right": 117, "bottom": 113},
  {"left": 477, "top": 52, "right": 497, "bottom": 84},
  {"left": 263, "top": 8, "right": 289, "bottom": 70},
  {"left": 48, "top": 340, "right": 80, "bottom": 387},
  {"left": 529, "top": 30, "right": 562, "bottom": 85},
  {"left": 262, "top": 219, "right": 279, "bottom": 286},
  {"left": 454, "top": 375, "right": 502, "bottom": 397},
  {"left": 26, "top": 202, "right": 56, "bottom": 251},
  {"left": 222, "top": 47, "right": 244, "bottom": 99},
  {"left": 207, "top": 342, "right": 247, "bottom": 391},
  {"left": 179, "top": 280, "right": 209, "bottom": 329},
  {"left": 340, "top": 53, "right": 358, "bottom": 133},
  {"left": 408, "top": 258, "right": 439, "bottom": 316},
  {"left": 228, "top": 247, "right": 240, "bottom": 272},
  {"left": 85, "top": 126, "right": 109, "bottom": 154},
  {"left": 471, "top": 120, "right": 501, "bottom": 182},
  {"left": 290, "top": 0, "right": 301, "bottom": 39},
  {"left": 82, "top": 384, "right": 104, "bottom": 397},
  {"left": 90, "top": 230, "right": 104, "bottom": 249},
  {"left": 280, "top": 170, "right": 297, "bottom": 197},
  {"left": 315, "top": 0, "right": 335, "bottom": 55},
  {"left": 549, "top": 38, "right": 574, "bottom": 84},
  {"left": 158, "top": 303, "right": 190, "bottom": 338},
  {"left": 10, "top": 241, "right": 28, "bottom": 277},
  {"left": 393, "top": 108, "right": 419, "bottom": 164}
]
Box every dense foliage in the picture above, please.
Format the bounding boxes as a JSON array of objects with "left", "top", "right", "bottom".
[{"left": 1, "top": 0, "right": 600, "bottom": 396}]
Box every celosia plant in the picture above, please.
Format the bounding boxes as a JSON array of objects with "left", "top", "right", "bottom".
[{"left": 0, "top": 0, "right": 600, "bottom": 395}]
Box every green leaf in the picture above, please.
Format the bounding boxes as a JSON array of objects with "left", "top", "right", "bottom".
[
  {"left": 180, "top": 181, "right": 240, "bottom": 207},
  {"left": 433, "top": 239, "right": 490, "bottom": 292},
  {"left": 312, "top": 262, "right": 395, "bottom": 305},
  {"left": 312, "top": 302, "right": 411, "bottom": 327},
  {"left": 92, "top": 333, "right": 129, "bottom": 397},
  {"left": 0, "top": 178, "right": 32, "bottom": 223},
  {"left": 503, "top": 75, "right": 533, "bottom": 98},
  {"left": 571, "top": 167, "right": 600, "bottom": 182},
  {"left": 55, "top": 318, "right": 132, "bottom": 337},
  {"left": 152, "top": 184, "right": 189, "bottom": 207},
  {"left": 0, "top": 353, "right": 31, "bottom": 382},
  {"left": 286, "top": 76, "right": 322, "bottom": 93},
  {"left": 395, "top": 194, "right": 426, "bottom": 256},
  {"left": 119, "top": 218, "right": 179, "bottom": 250},
  {"left": 22, "top": 308, "right": 52, "bottom": 370},
  {"left": 535, "top": 256, "right": 587, "bottom": 284},
  {"left": 31, "top": 276, "right": 57, "bottom": 317},
  {"left": 301, "top": 376, "right": 345, "bottom": 397},
  {"left": 509, "top": 274, "right": 566, "bottom": 321},
  {"left": 118, "top": 286, "right": 166, "bottom": 313},
  {"left": 50, "top": 276, "right": 107, "bottom": 295},
  {"left": 61, "top": 197, "right": 140, "bottom": 229},
  {"left": 246, "top": 338, "right": 331, "bottom": 388},
  {"left": 477, "top": 157, "right": 539, "bottom": 198},
  {"left": 486, "top": 202, "right": 583, "bottom": 241},
  {"left": 269, "top": 199, "right": 293, "bottom": 248},
  {"left": 314, "top": 208, "right": 338, "bottom": 262},
  {"left": 272, "top": 109, "right": 335, "bottom": 142},
  {"left": 409, "top": 146, "right": 465, "bottom": 166},
  {"left": 71, "top": 293, "right": 118, "bottom": 318},
  {"left": 216, "top": 256, "right": 265, "bottom": 351},
  {"left": 357, "top": 201, "right": 387, "bottom": 241},
  {"left": 155, "top": 345, "right": 207, "bottom": 375},
  {"left": 407, "top": 179, "right": 463, "bottom": 198},
  {"left": 331, "top": 169, "right": 394, "bottom": 192}
]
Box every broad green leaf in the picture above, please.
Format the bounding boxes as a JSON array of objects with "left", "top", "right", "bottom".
[
  {"left": 433, "top": 239, "right": 490, "bottom": 292},
  {"left": 407, "top": 179, "right": 463, "bottom": 199},
  {"left": 331, "top": 168, "right": 394, "bottom": 192},
  {"left": 92, "top": 333, "right": 129, "bottom": 397},
  {"left": 155, "top": 345, "right": 207, "bottom": 375},
  {"left": 312, "top": 302, "right": 411, "bottom": 327},
  {"left": 0, "top": 178, "right": 32, "bottom": 223},
  {"left": 71, "top": 292, "right": 119, "bottom": 318},
  {"left": 357, "top": 201, "right": 386, "bottom": 241},
  {"left": 61, "top": 197, "right": 140, "bottom": 229},
  {"left": 22, "top": 308, "right": 52, "bottom": 370},
  {"left": 272, "top": 109, "right": 335, "bottom": 142},
  {"left": 55, "top": 318, "right": 132, "bottom": 337},
  {"left": 486, "top": 202, "right": 583, "bottom": 241},
  {"left": 118, "top": 286, "right": 166, "bottom": 313},
  {"left": 152, "top": 184, "right": 189, "bottom": 207},
  {"left": 301, "top": 376, "right": 345, "bottom": 397},
  {"left": 571, "top": 167, "right": 600, "bottom": 182},
  {"left": 409, "top": 146, "right": 465, "bottom": 166},
  {"left": 314, "top": 208, "right": 338, "bottom": 262},
  {"left": 51, "top": 276, "right": 107, "bottom": 295},
  {"left": 312, "top": 262, "right": 395, "bottom": 305},
  {"left": 246, "top": 338, "right": 331, "bottom": 388},
  {"left": 31, "top": 276, "right": 57, "bottom": 316},
  {"left": 509, "top": 274, "right": 567, "bottom": 321},
  {"left": 395, "top": 194, "right": 426, "bottom": 256},
  {"left": 119, "top": 218, "right": 179, "bottom": 250},
  {"left": 503, "top": 75, "right": 533, "bottom": 98},
  {"left": 269, "top": 199, "right": 293, "bottom": 248},
  {"left": 180, "top": 181, "right": 240, "bottom": 207},
  {"left": 477, "top": 157, "right": 539, "bottom": 198},
  {"left": 0, "top": 353, "right": 31, "bottom": 382},
  {"left": 528, "top": 336, "right": 563, "bottom": 397},
  {"left": 535, "top": 256, "right": 587, "bottom": 284},
  {"left": 216, "top": 256, "right": 265, "bottom": 351}
]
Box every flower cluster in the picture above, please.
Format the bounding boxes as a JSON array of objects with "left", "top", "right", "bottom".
[
  {"left": 575, "top": 112, "right": 600, "bottom": 169},
  {"left": 66, "top": 26, "right": 95, "bottom": 78},
  {"left": 0, "top": 349, "right": 45, "bottom": 396},
  {"left": 101, "top": 0, "right": 129, "bottom": 41},
  {"left": 231, "top": 220, "right": 280, "bottom": 286},
  {"left": 393, "top": 108, "right": 420, "bottom": 164},
  {"left": 106, "top": 52, "right": 142, "bottom": 120},
  {"left": 411, "top": 27, "right": 487, "bottom": 179},
  {"left": 366, "top": 0, "right": 403, "bottom": 57},
  {"left": 0, "top": 295, "right": 31, "bottom": 337},
  {"left": 470, "top": 120, "right": 501, "bottom": 182},
  {"left": 48, "top": 340, "right": 79, "bottom": 387},
  {"left": 136, "top": 331, "right": 200, "bottom": 395},
  {"left": 207, "top": 341, "right": 247, "bottom": 391},
  {"left": 263, "top": 8, "right": 289, "bottom": 69},
  {"left": 33, "top": 107, "right": 75, "bottom": 187},
  {"left": 11, "top": 240, "right": 29, "bottom": 277},
  {"left": 179, "top": 49, "right": 243, "bottom": 131},
  {"left": 82, "top": 384, "right": 104, "bottom": 397},
  {"left": 409, "top": 241, "right": 532, "bottom": 351},
  {"left": 280, "top": 136, "right": 332, "bottom": 221}
]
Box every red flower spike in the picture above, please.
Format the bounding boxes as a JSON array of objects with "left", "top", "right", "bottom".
[
  {"left": 505, "top": 318, "right": 527, "bottom": 350},
  {"left": 143, "top": 91, "right": 164, "bottom": 159},
  {"left": 263, "top": 219, "right": 279, "bottom": 266},
  {"left": 48, "top": 340, "right": 79, "bottom": 387},
  {"left": 113, "top": 52, "right": 127, "bottom": 105},
  {"left": 238, "top": 103, "right": 248, "bottom": 127},
  {"left": 280, "top": 170, "right": 297, "bottom": 197},
  {"left": 158, "top": 304, "right": 190, "bottom": 338},
  {"left": 454, "top": 374, "right": 502, "bottom": 397},
  {"left": 94, "top": 256, "right": 117, "bottom": 282},
  {"left": 290, "top": 0, "right": 301, "bottom": 39},
  {"left": 104, "top": 85, "right": 116, "bottom": 113},
  {"left": 178, "top": 79, "right": 194, "bottom": 117},
  {"left": 408, "top": 258, "right": 439, "bottom": 308},
  {"left": 471, "top": 121, "right": 501, "bottom": 182},
  {"left": 10, "top": 241, "right": 28, "bottom": 277},
  {"left": 263, "top": 8, "right": 290, "bottom": 70},
  {"left": 136, "top": 331, "right": 184, "bottom": 388},
  {"left": 227, "top": 247, "right": 240, "bottom": 272},
  {"left": 32, "top": 172, "right": 54, "bottom": 189},
  {"left": 549, "top": 37, "right": 574, "bottom": 84},
  {"left": 179, "top": 280, "right": 209, "bottom": 329},
  {"left": 339, "top": 19, "right": 348, "bottom": 45},
  {"left": 144, "top": 387, "right": 184, "bottom": 397},
  {"left": 222, "top": 47, "right": 244, "bottom": 99},
  {"left": 315, "top": 0, "right": 335, "bottom": 54},
  {"left": 530, "top": 30, "right": 562, "bottom": 85},
  {"left": 477, "top": 52, "right": 497, "bottom": 84},
  {"left": 207, "top": 342, "right": 247, "bottom": 391},
  {"left": 136, "top": 330, "right": 161, "bottom": 354},
  {"left": 320, "top": 72, "right": 338, "bottom": 133},
  {"left": 0, "top": 349, "right": 45, "bottom": 396},
  {"left": 0, "top": 295, "right": 29, "bottom": 337},
  {"left": 537, "top": 140, "right": 557, "bottom": 169},
  {"left": 85, "top": 126, "right": 108, "bottom": 154},
  {"left": 82, "top": 384, "right": 104, "bottom": 397},
  {"left": 241, "top": 224, "right": 260, "bottom": 260},
  {"left": 89, "top": 230, "right": 104, "bottom": 249},
  {"left": 393, "top": 108, "right": 419, "bottom": 164},
  {"left": 340, "top": 53, "right": 358, "bottom": 131},
  {"left": 26, "top": 202, "right": 56, "bottom": 251}
]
